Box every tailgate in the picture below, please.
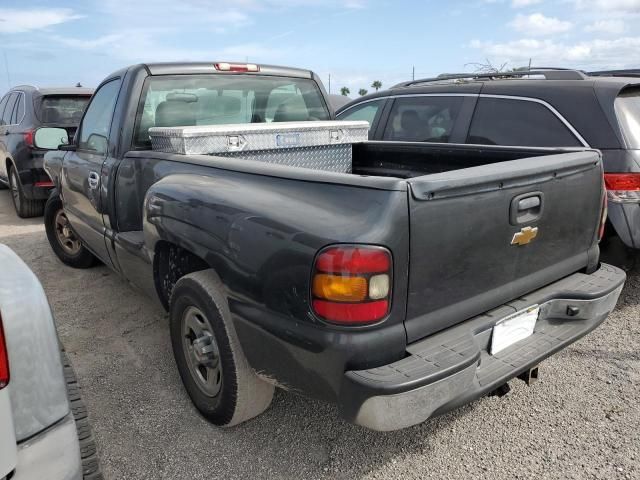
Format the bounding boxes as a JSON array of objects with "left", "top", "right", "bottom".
[{"left": 404, "top": 151, "right": 603, "bottom": 342}]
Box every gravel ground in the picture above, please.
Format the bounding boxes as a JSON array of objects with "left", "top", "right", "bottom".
[{"left": 1, "top": 189, "right": 638, "bottom": 480}]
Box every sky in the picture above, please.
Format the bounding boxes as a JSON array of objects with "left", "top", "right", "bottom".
[{"left": 1, "top": 0, "right": 639, "bottom": 96}]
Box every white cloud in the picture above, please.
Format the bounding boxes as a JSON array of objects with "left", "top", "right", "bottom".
[
  {"left": 470, "top": 36, "right": 640, "bottom": 69},
  {"left": 572, "top": 0, "right": 640, "bottom": 12},
  {"left": 585, "top": 19, "right": 626, "bottom": 34},
  {"left": 509, "top": 13, "right": 572, "bottom": 36},
  {"left": 512, "top": 0, "right": 543, "bottom": 7},
  {"left": 0, "top": 8, "right": 82, "bottom": 33}
]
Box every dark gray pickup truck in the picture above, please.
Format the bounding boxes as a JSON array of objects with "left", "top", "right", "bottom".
[{"left": 38, "top": 62, "right": 625, "bottom": 431}]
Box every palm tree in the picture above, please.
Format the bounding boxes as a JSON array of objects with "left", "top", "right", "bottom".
[
  {"left": 340, "top": 86, "right": 350, "bottom": 96},
  {"left": 371, "top": 80, "right": 382, "bottom": 91},
  {"left": 358, "top": 88, "right": 368, "bottom": 96}
]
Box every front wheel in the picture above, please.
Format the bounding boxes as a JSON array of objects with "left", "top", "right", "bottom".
[
  {"left": 44, "top": 195, "right": 97, "bottom": 269},
  {"left": 170, "top": 270, "right": 274, "bottom": 427}
]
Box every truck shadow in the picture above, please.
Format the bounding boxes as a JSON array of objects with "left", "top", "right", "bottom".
[{"left": 225, "top": 390, "right": 480, "bottom": 480}]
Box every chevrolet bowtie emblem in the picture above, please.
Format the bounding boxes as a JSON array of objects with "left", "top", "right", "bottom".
[{"left": 511, "top": 226, "right": 538, "bottom": 246}]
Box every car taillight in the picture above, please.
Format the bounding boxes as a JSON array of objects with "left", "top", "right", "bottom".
[
  {"left": 214, "top": 62, "right": 260, "bottom": 72},
  {"left": 311, "top": 246, "right": 392, "bottom": 325},
  {"left": 604, "top": 173, "right": 640, "bottom": 203},
  {"left": 0, "top": 313, "right": 9, "bottom": 389},
  {"left": 23, "top": 130, "right": 34, "bottom": 148}
]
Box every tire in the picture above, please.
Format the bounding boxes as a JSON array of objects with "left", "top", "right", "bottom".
[
  {"left": 61, "top": 350, "right": 104, "bottom": 480},
  {"left": 600, "top": 234, "right": 637, "bottom": 272},
  {"left": 170, "top": 270, "right": 274, "bottom": 427},
  {"left": 8, "top": 165, "right": 44, "bottom": 218},
  {"left": 44, "top": 194, "right": 98, "bottom": 269}
]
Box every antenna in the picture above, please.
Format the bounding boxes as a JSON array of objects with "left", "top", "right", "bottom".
[{"left": 2, "top": 50, "right": 11, "bottom": 89}]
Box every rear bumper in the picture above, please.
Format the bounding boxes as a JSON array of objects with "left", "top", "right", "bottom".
[
  {"left": 338, "top": 263, "right": 626, "bottom": 431},
  {"left": 15, "top": 151, "right": 53, "bottom": 200},
  {"left": 12, "top": 414, "right": 82, "bottom": 480}
]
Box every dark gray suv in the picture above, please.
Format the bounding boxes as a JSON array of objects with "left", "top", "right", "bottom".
[
  {"left": 0, "top": 85, "right": 93, "bottom": 217},
  {"left": 336, "top": 68, "right": 640, "bottom": 265}
]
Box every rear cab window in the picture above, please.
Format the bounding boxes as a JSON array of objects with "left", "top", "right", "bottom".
[
  {"left": 38, "top": 96, "right": 91, "bottom": 125},
  {"left": 467, "top": 97, "right": 582, "bottom": 147},
  {"left": 382, "top": 96, "right": 464, "bottom": 143},
  {"left": 134, "top": 75, "right": 330, "bottom": 148},
  {"left": 615, "top": 89, "right": 640, "bottom": 149}
]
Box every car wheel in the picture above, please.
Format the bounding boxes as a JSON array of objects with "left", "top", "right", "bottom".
[
  {"left": 170, "top": 270, "right": 274, "bottom": 427},
  {"left": 61, "top": 350, "right": 104, "bottom": 480},
  {"left": 8, "top": 165, "right": 45, "bottom": 218},
  {"left": 44, "top": 194, "right": 98, "bottom": 268}
]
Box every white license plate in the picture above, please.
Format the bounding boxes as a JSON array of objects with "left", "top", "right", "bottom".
[{"left": 490, "top": 305, "right": 539, "bottom": 355}]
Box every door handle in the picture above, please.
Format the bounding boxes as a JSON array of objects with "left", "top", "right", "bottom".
[
  {"left": 88, "top": 172, "right": 99, "bottom": 189},
  {"left": 510, "top": 192, "right": 543, "bottom": 225},
  {"left": 518, "top": 196, "right": 541, "bottom": 211}
]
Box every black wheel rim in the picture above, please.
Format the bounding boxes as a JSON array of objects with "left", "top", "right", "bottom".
[
  {"left": 54, "top": 209, "right": 82, "bottom": 255},
  {"left": 9, "top": 169, "right": 20, "bottom": 211},
  {"left": 182, "top": 306, "right": 222, "bottom": 397}
]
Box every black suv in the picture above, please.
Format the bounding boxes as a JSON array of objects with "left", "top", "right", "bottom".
[
  {"left": 0, "top": 85, "right": 93, "bottom": 217},
  {"left": 336, "top": 69, "right": 640, "bottom": 259}
]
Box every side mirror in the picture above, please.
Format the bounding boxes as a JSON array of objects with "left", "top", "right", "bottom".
[{"left": 34, "top": 127, "right": 69, "bottom": 150}]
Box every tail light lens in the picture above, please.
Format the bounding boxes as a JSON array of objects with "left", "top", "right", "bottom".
[
  {"left": 23, "top": 130, "right": 35, "bottom": 148},
  {"left": 0, "top": 313, "right": 9, "bottom": 389},
  {"left": 311, "top": 246, "right": 392, "bottom": 325},
  {"left": 604, "top": 173, "right": 640, "bottom": 203}
]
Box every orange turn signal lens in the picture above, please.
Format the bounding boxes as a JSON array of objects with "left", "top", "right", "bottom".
[{"left": 312, "top": 274, "right": 368, "bottom": 302}]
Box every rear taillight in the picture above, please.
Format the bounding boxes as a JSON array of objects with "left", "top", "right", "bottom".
[
  {"left": 23, "top": 130, "right": 34, "bottom": 148},
  {"left": 214, "top": 62, "right": 260, "bottom": 72},
  {"left": 604, "top": 173, "right": 640, "bottom": 203},
  {"left": 0, "top": 313, "right": 9, "bottom": 389},
  {"left": 311, "top": 246, "right": 392, "bottom": 325}
]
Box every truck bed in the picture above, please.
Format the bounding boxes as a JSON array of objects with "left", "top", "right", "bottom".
[{"left": 350, "top": 141, "right": 585, "bottom": 178}]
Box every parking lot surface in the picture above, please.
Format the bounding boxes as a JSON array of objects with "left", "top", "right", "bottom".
[{"left": 0, "top": 189, "right": 638, "bottom": 480}]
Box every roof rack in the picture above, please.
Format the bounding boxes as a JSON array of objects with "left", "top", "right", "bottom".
[
  {"left": 393, "top": 68, "right": 588, "bottom": 88},
  {"left": 588, "top": 69, "right": 640, "bottom": 78}
]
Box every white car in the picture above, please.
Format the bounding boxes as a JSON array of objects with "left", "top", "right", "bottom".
[{"left": 0, "top": 245, "right": 101, "bottom": 480}]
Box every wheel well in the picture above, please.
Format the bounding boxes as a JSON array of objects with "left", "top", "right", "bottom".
[{"left": 153, "top": 241, "right": 209, "bottom": 310}]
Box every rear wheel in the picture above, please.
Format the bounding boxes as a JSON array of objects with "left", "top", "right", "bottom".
[
  {"left": 8, "top": 165, "right": 44, "bottom": 218},
  {"left": 44, "top": 195, "right": 97, "bottom": 268},
  {"left": 170, "top": 270, "right": 274, "bottom": 427}
]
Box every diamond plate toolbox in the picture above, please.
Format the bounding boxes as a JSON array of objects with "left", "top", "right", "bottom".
[{"left": 148, "top": 120, "right": 369, "bottom": 173}]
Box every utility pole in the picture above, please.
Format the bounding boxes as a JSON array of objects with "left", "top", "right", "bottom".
[
  {"left": 328, "top": 74, "right": 331, "bottom": 94},
  {"left": 412, "top": 66, "right": 415, "bottom": 81}
]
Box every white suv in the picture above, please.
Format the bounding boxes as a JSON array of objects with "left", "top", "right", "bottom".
[{"left": 0, "top": 245, "right": 100, "bottom": 480}]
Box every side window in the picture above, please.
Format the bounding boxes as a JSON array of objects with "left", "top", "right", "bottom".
[
  {"left": 1, "top": 93, "right": 17, "bottom": 125},
  {"left": 337, "top": 99, "right": 384, "bottom": 134},
  {"left": 382, "top": 96, "right": 464, "bottom": 143},
  {"left": 0, "top": 95, "right": 8, "bottom": 125},
  {"left": 11, "top": 93, "right": 24, "bottom": 125},
  {"left": 467, "top": 97, "right": 582, "bottom": 147},
  {"left": 78, "top": 79, "right": 121, "bottom": 154}
]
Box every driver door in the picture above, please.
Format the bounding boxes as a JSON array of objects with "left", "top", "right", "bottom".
[{"left": 61, "top": 78, "right": 121, "bottom": 266}]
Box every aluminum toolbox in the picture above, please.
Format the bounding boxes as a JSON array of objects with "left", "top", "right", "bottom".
[{"left": 148, "top": 121, "right": 369, "bottom": 173}]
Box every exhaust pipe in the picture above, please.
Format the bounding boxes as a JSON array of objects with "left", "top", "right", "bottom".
[{"left": 518, "top": 366, "right": 539, "bottom": 386}]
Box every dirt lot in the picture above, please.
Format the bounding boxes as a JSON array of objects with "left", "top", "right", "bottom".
[{"left": 1, "top": 188, "right": 639, "bottom": 480}]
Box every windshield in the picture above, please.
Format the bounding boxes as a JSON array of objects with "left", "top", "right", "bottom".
[
  {"left": 39, "top": 95, "right": 91, "bottom": 125},
  {"left": 615, "top": 89, "right": 640, "bottom": 149},
  {"left": 134, "top": 74, "right": 330, "bottom": 147}
]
